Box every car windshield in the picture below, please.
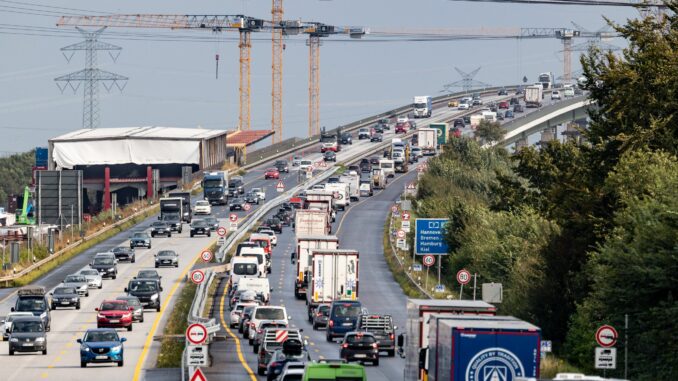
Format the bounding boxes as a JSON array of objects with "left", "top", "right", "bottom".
[
  {"left": 138, "top": 271, "right": 159, "bottom": 278},
  {"left": 318, "top": 305, "right": 330, "bottom": 315},
  {"left": 133, "top": 233, "right": 147, "bottom": 238},
  {"left": 54, "top": 287, "right": 76, "bottom": 295},
  {"left": 129, "top": 280, "right": 157, "bottom": 292},
  {"left": 93, "top": 257, "right": 114, "bottom": 266},
  {"left": 16, "top": 298, "right": 46, "bottom": 312},
  {"left": 13, "top": 320, "right": 44, "bottom": 333},
  {"left": 152, "top": 222, "right": 166, "bottom": 227},
  {"left": 301, "top": 161, "right": 312, "bottom": 166},
  {"left": 158, "top": 251, "right": 176, "bottom": 257},
  {"left": 112, "top": 247, "right": 129, "bottom": 253},
  {"left": 192, "top": 221, "right": 206, "bottom": 227},
  {"left": 65, "top": 275, "right": 86, "bottom": 283},
  {"left": 80, "top": 270, "right": 98, "bottom": 276},
  {"left": 196, "top": 201, "right": 209, "bottom": 206},
  {"left": 255, "top": 308, "right": 285, "bottom": 320},
  {"left": 100, "top": 301, "right": 128, "bottom": 311},
  {"left": 234, "top": 263, "right": 259, "bottom": 275},
  {"left": 347, "top": 334, "right": 375, "bottom": 344},
  {"left": 333, "top": 304, "right": 362, "bottom": 318},
  {"left": 84, "top": 331, "right": 119, "bottom": 343}
]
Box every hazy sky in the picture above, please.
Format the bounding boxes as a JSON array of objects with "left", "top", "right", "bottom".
[{"left": 0, "top": 0, "right": 637, "bottom": 154}]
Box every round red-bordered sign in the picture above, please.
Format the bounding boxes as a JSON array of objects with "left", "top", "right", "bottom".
[
  {"left": 186, "top": 323, "right": 208, "bottom": 345},
  {"left": 595, "top": 325, "right": 618, "bottom": 347},
  {"left": 423, "top": 255, "right": 435, "bottom": 267},
  {"left": 243, "top": 203, "right": 251, "bottom": 211},
  {"left": 200, "top": 250, "right": 213, "bottom": 263},
  {"left": 456, "top": 269, "right": 471, "bottom": 285},
  {"left": 229, "top": 213, "right": 238, "bottom": 222},
  {"left": 217, "top": 226, "right": 227, "bottom": 237},
  {"left": 190, "top": 269, "right": 205, "bottom": 285},
  {"left": 396, "top": 230, "right": 406, "bottom": 239},
  {"left": 391, "top": 205, "right": 399, "bottom": 214},
  {"left": 401, "top": 211, "right": 411, "bottom": 221}
]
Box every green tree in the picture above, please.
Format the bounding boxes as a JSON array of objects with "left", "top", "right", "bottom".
[
  {"left": 0, "top": 150, "right": 34, "bottom": 206},
  {"left": 474, "top": 119, "right": 505, "bottom": 144}
]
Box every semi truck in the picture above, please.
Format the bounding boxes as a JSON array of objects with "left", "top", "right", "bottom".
[
  {"left": 424, "top": 316, "right": 541, "bottom": 381},
  {"left": 324, "top": 182, "right": 350, "bottom": 210},
  {"left": 525, "top": 85, "right": 544, "bottom": 108},
  {"left": 320, "top": 127, "right": 341, "bottom": 153},
  {"left": 402, "top": 299, "right": 497, "bottom": 381},
  {"left": 294, "top": 235, "right": 339, "bottom": 299},
  {"left": 202, "top": 171, "right": 228, "bottom": 205},
  {"left": 413, "top": 95, "right": 433, "bottom": 118},
  {"left": 168, "top": 191, "right": 192, "bottom": 223},
  {"left": 294, "top": 209, "right": 331, "bottom": 235},
  {"left": 417, "top": 128, "right": 437, "bottom": 156},
  {"left": 306, "top": 249, "right": 360, "bottom": 320},
  {"left": 305, "top": 190, "right": 336, "bottom": 222},
  {"left": 159, "top": 197, "right": 184, "bottom": 233}
]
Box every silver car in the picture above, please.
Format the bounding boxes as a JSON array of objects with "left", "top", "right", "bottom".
[
  {"left": 62, "top": 274, "right": 89, "bottom": 297},
  {"left": 230, "top": 302, "right": 257, "bottom": 328},
  {"left": 78, "top": 269, "right": 103, "bottom": 289},
  {"left": 116, "top": 296, "right": 144, "bottom": 323}
]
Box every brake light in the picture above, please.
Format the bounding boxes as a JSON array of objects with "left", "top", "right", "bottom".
[
  {"left": 341, "top": 343, "right": 348, "bottom": 349},
  {"left": 257, "top": 329, "right": 262, "bottom": 334},
  {"left": 390, "top": 333, "right": 395, "bottom": 340}
]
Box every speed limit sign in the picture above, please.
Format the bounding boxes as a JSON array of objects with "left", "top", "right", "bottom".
[
  {"left": 422, "top": 255, "right": 435, "bottom": 267},
  {"left": 190, "top": 269, "right": 205, "bottom": 285},
  {"left": 456, "top": 269, "right": 471, "bottom": 285}
]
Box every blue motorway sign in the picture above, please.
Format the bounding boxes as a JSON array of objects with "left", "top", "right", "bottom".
[{"left": 415, "top": 218, "right": 449, "bottom": 255}]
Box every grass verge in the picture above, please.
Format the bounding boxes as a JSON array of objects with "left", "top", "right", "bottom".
[
  {"left": 540, "top": 355, "right": 581, "bottom": 378},
  {"left": 382, "top": 216, "right": 427, "bottom": 299},
  {"left": 9, "top": 206, "right": 158, "bottom": 287},
  {"left": 156, "top": 281, "right": 197, "bottom": 368}
]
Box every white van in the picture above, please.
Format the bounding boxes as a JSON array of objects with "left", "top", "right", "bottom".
[
  {"left": 246, "top": 305, "right": 289, "bottom": 342},
  {"left": 229, "top": 256, "right": 260, "bottom": 285},
  {"left": 237, "top": 277, "right": 271, "bottom": 304},
  {"left": 379, "top": 159, "right": 395, "bottom": 178},
  {"left": 237, "top": 246, "right": 269, "bottom": 275}
]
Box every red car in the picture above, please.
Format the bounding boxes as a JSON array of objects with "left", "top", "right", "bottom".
[
  {"left": 498, "top": 101, "right": 509, "bottom": 109},
  {"left": 395, "top": 122, "right": 409, "bottom": 133},
  {"left": 96, "top": 300, "right": 134, "bottom": 331},
  {"left": 264, "top": 168, "right": 280, "bottom": 179}
]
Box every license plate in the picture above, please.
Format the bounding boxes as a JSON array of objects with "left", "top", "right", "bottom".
[
  {"left": 23, "top": 343, "right": 34, "bottom": 347},
  {"left": 61, "top": 301, "right": 69, "bottom": 305},
  {"left": 96, "top": 355, "right": 108, "bottom": 360},
  {"left": 342, "top": 323, "right": 353, "bottom": 326},
  {"left": 354, "top": 354, "right": 366, "bottom": 358},
  {"left": 109, "top": 319, "right": 119, "bottom": 323}
]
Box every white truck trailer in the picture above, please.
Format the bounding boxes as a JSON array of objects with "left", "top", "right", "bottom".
[
  {"left": 306, "top": 249, "right": 360, "bottom": 321},
  {"left": 417, "top": 128, "right": 437, "bottom": 156},
  {"left": 294, "top": 235, "right": 339, "bottom": 299}
]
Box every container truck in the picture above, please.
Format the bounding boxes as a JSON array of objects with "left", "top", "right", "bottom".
[
  {"left": 524, "top": 85, "right": 543, "bottom": 108},
  {"left": 304, "top": 190, "right": 336, "bottom": 222},
  {"left": 202, "top": 171, "right": 228, "bottom": 205},
  {"left": 294, "top": 209, "right": 331, "bottom": 235},
  {"left": 306, "top": 249, "right": 360, "bottom": 321},
  {"left": 413, "top": 95, "right": 433, "bottom": 118},
  {"left": 324, "top": 182, "right": 350, "bottom": 210},
  {"left": 402, "top": 299, "right": 496, "bottom": 381},
  {"left": 417, "top": 128, "right": 437, "bottom": 156},
  {"left": 168, "top": 191, "right": 192, "bottom": 223},
  {"left": 429, "top": 123, "right": 448, "bottom": 147},
  {"left": 339, "top": 173, "right": 360, "bottom": 202},
  {"left": 425, "top": 316, "right": 541, "bottom": 381},
  {"left": 294, "top": 235, "right": 339, "bottom": 299},
  {"left": 159, "top": 197, "right": 184, "bottom": 233}
]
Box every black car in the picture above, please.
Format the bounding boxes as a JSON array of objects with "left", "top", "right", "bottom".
[
  {"left": 8, "top": 316, "right": 47, "bottom": 356},
  {"left": 323, "top": 151, "right": 336, "bottom": 162},
  {"left": 50, "top": 286, "right": 80, "bottom": 310},
  {"left": 244, "top": 192, "right": 260, "bottom": 205},
  {"left": 369, "top": 156, "right": 380, "bottom": 166},
  {"left": 275, "top": 211, "right": 292, "bottom": 226},
  {"left": 111, "top": 247, "right": 135, "bottom": 263},
  {"left": 228, "top": 179, "right": 245, "bottom": 197},
  {"left": 370, "top": 133, "right": 383, "bottom": 142},
  {"left": 239, "top": 305, "right": 256, "bottom": 334},
  {"left": 274, "top": 160, "right": 290, "bottom": 173},
  {"left": 348, "top": 165, "right": 360, "bottom": 173},
  {"left": 134, "top": 270, "right": 162, "bottom": 289},
  {"left": 340, "top": 133, "right": 353, "bottom": 145},
  {"left": 190, "top": 220, "right": 211, "bottom": 237},
  {"left": 125, "top": 279, "right": 162, "bottom": 312},
  {"left": 280, "top": 202, "right": 293, "bottom": 211},
  {"left": 150, "top": 221, "right": 172, "bottom": 238},
  {"left": 90, "top": 255, "right": 118, "bottom": 279},
  {"left": 339, "top": 332, "right": 379, "bottom": 365},
  {"left": 463, "top": 115, "right": 471, "bottom": 124},
  {"left": 373, "top": 124, "right": 384, "bottom": 134},
  {"left": 489, "top": 104, "right": 498, "bottom": 112},
  {"left": 513, "top": 104, "right": 524, "bottom": 113},
  {"left": 312, "top": 304, "right": 330, "bottom": 330},
  {"left": 359, "top": 159, "right": 370, "bottom": 173},
  {"left": 230, "top": 197, "right": 246, "bottom": 211},
  {"left": 509, "top": 97, "right": 520, "bottom": 105},
  {"left": 453, "top": 118, "right": 465, "bottom": 128},
  {"left": 155, "top": 250, "right": 179, "bottom": 268},
  {"left": 263, "top": 217, "right": 283, "bottom": 234},
  {"left": 498, "top": 88, "right": 508, "bottom": 96},
  {"left": 204, "top": 216, "right": 219, "bottom": 231}
]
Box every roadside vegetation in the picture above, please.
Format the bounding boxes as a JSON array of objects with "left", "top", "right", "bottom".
[
  {"left": 411, "top": 7, "right": 678, "bottom": 380},
  {"left": 0, "top": 150, "right": 34, "bottom": 206},
  {"left": 156, "top": 282, "right": 197, "bottom": 368}
]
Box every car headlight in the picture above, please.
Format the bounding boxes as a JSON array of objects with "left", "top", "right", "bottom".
[
  {"left": 35, "top": 337, "right": 45, "bottom": 342},
  {"left": 71, "top": 298, "right": 78, "bottom": 302},
  {"left": 10, "top": 338, "right": 18, "bottom": 342},
  {"left": 97, "top": 314, "right": 105, "bottom": 319},
  {"left": 40, "top": 312, "right": 47, "bottom": 319},
  {"left": 111, "top": 345, "right": 122, "bottom": 352},
  {"left": 150, "top": 294, "right": 159, "bottom": 300},
  {"left": 81, "top": 345, "right": 90, "bottom": 352},
  {"left": 123, "top": 313, "right": 132, "bottom": 319}
]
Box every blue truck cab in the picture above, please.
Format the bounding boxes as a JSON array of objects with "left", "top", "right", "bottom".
[{"left": 326, "top": 300, "right": 363, "bottom": 342}]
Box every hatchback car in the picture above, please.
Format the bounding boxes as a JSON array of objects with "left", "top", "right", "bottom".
[
  {"left": 370, "top": 133, "right": 383, "bottom": 142},
  {"left": 312, "top": 304, "right": 330, "bottom": 330},
  {"left": 265, "top": 168, "right": 280, "bottom": 179},
  {"left": 78, "top": 328, "right": 126, "bottom": 367},
  {"left": 111, "top": 247, "right": 135, "bottom": 262},
  {"left": 50, "top": 286, "right": 80, "bottom": 310},
  {"left": 551, "top": 90, "right": 561, "bottom": 100},
  {"left": 323, "top": 151, "right": 337, "bottom": 162},
  {"left": 244, "top": 192, "right": 260, "bottom": 205},
  {"left": 340, "top": 332, "right": 379, "bottom": 365},
  {"left": 79, "top": 269, "right": 103, "bottom": 289},
  {"left": 62, "top": 274, "right": 90, "bottom": 296},
  {"left": 116, "top": 296, "right": 144, "bottom": 323},
  {"left": 96, "top": 300, "right": 134, "bottom": 331},
  {"left": 8, "top": 316, "right": 47, "bottom": 356},
  {"left": 275, "top": 160, "right": 290, "bottom": 173},
  {"left": 194, "top": 200, "right": 212, "bottom": 215},
  {"left": 150, "top": 221, "right": 172, "bottom": 238},
  {"left": 155, "top": 250, "right": 179, "bottom": 268},
  {"left": 190, "top": 220, "right": 211, "bottom": 237}
]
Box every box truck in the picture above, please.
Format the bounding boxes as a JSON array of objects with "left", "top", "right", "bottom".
[
  {"left": 306, "top": 249, "right": 360, "bottom": 321},
  {"left": 339, "top": 173, "right": 360, "bottom": 202},
  {"left": 525, "top": 85, "right": 543, "bottom": 108},
  {"left": 294, "top": 209, "right": 331, "bottom": 235},
  {"left": 429, "top": 123, "right": 448, "bottom": 146},
  {"left": 324, "top": 182, "right": 350, "bottom": 210},
  {"left": 159, "top": 197, "right": 183, "bottom": 233},
  {"left": 418, "top": 128, "right": 437, "bottom": 156},
  {"left": 294, "top": 235, "right": 339, "bottom": 299}
]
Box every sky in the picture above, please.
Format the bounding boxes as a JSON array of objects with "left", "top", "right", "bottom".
[{"left": 0, "top": 0, "right": 638, "bottom": 154}]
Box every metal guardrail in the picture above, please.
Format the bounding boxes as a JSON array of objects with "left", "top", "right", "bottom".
[{"left": 388, "top": 209, "right": 433, "bottom": 299}]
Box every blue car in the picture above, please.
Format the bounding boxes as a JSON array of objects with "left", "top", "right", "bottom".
[
  {"left": 78, "top": 328, "right": 126, "bottom": 367},
  {"left": 326, "top": 300, "right": 363, "bottom": 342}
]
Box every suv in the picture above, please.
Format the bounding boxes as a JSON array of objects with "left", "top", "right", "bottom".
[
  {"left": 155, "top": 250, "right": 179, "bottom": 268},
  {"left": 275, "top": 160, "right": 290, "bottom": 173},
  {"left": 8, "top": 316, "right": 47, "bottom": 355},
  {"left": 326, "top": 300, "right": 363, "bottom": 342},
  {"left": 190, "top": 219, "right": 211, "bottom": 237},
  {"left": 357, "top": 314, "right": 396, "bottom": 356},
  {"left": 263, "top": 217, "right": 283, "bottom": 234},
  {"left": 340, "top": 133, "right": 353, "bottom": 145},
  {"left": 130, "top": 232, "right": 151, "bottom": 249},
  {"left": 248, "top": 306, "right": 289, "bottom": 345},
  {"left": 125, "top": 279, "right": 162, "bottom": 312},
  {"left": 340, "top": 332, "right": 379, "bottom": 365},
  {"left": 134, "top": 270, "right": 162, "bottom": 289},
  {"left": 150, "top": 221, "right": 172, "bottom": 237},
  {"left": 12, "top": 287, "right": 51, "bottom": 331},
  {"left": 357, "top": 128, "right": 370, "bottom": 140},
  {"left": 90, "top": 253, "right": 118, "bottom": 279}
]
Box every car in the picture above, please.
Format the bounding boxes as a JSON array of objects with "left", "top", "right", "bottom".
[
  {"left": 256, "top": 328, "right": 302, "bottom": 375},
  {"left": 370, "top": 133, "right": 383, "bottom": 142},
  {"left": 411, "top": 147, "right": 423, "bottom": 159},
  {"left": 96, "top": 300, "right": 134, "bottom": 331},
  {"left": 496, "top": 112, "right": 505, "bottom": 121},
  {"left": 447, "top": 99, "right": 459, "bottom": 107},
  {"left": 228, "top": 177, "right": 245, "bottom": 196},
  {"left": 190, "top": 219, "right": 211, "bottom": 237},
  {"left": 7, "top": 316, "right": 47, "bottom": 356},
  {"left": 134, "top": 270, "right": 162, "bottom": 289},
  {"left": 463, "top": 115, "right": 471, "bottom": 124},
  {"left": 291, "top": 156, "right": 302, "bottom": 167},
  {"left": 275, "top": 160, "right": 290, "bottom": 173},
  {"left": 323, "top": 151, "right": 337, "bottom": 162},
  {"left": 230, "top": 302, "right": 258, "bottom": 328},
  {"left": 489, "top": 104, "right": 498, "bottom": 112},
  {"left": 515, "top": 87, "right": 524, "bottom": 95},
  {"left": 373, "top": 124, "right": 384, "bottom": 134},
  {"left": 252, "top": 187, "right": 266, "bottom": 201},
  {"left": 357, "top": 128, "right": 370, "bottom": 140},
  {"left": 498, "top": 100, "right": 509, "bottom": 109},
  {"left": 509, "top": 97, "right": 520, "bottom": 105},
  {"left": 276, "top": 361, "right": 306, "bottom": 381},
  {"left": 265, "top": 167, "right": 280, "bottom": 179},
  {"left": 505, "top": 110, "right": 515, "bottom": 118},
  {"left": 513, "top": 104, "right": 524, "bottom": 113},
  {"left": 340, "top": 133, "right": 353, "bottom": 145},
  {"left": 551, "top": 90, "right": 561, "bottom": 100},
  {"left": 498, "top": 88, "right": 508, "bottom": 96},
  {"left": 299, "top": 160, "right": 313, "bottom": 172},
  {"left": 62, "top": 274, "right": 90, "bottom": 296},
  {"left": 263, "top": 217, "right": 283, "bottom": 234},
  {"left": 125, "top": 278, "right": 162, "bottom": 312},
  {"left": 394, "top": 122, "right": 408, "bottom": 133},
  {"left": 244, "top": 191, "right": 260, "bottom": 205},
  {"left": 472, "top": 98, "right": 483, "bottom": 106},
  {"left": 116, "top": 296, "right": 144, "bottom": 323},
  {"left": 194, "top": 200, "right": 211, "bottom": 215},
  {"left": 150, "top": 221, "right": 172, "bottom": 238},
  {"left": 377, "top": 118, "right": 391, "bottom": 130},
  {"left": 239, "top": 305, "right": 256, "bottom": 335},
  {"left": 1, "top": 312, "right": 33, "bottom": 341},
  {"left": 155, "top": 250, "right": 179, "bottom": 268},
  {"left": 11, "top": 287, "right": 51, "bottom": 331},
  {"left": 130, "top": 232, "right": 151, "bottom": 249},
  {"left": 452, "top": 118, "right": 465, "bottom": 128},
  {"left": 340, "top": 331, "right": 379, "bottom": 365},
  {"left": 312, "top": 304, "right": 330, "bottom": 330},
  {"left": 257, "top": 229, "right": 278, "bottom": 246},
  {"left": 204, "top": 216, "right": 219, "bottom": 231},
  {"left": 248, "top": 306, "right": 290, "bottom": 344},
  {"left": 369, "top": 157, "right": 380, "bottom": 166},
  {"left": 357, "top": 314, "right": 396, "bottom": 356},
  {"left": 326, "top": 300, "right": 363, "bottom": 342},
  {"left": 78, "top": 328, "right": 126, "bottom": 367},
  {"left": 49, "top": 286, "right": 80, "bottom": 310},
  {"left": 253, "top": 321, "right": 288, "bottom": 354},
  {"left": 79, "top": 269, "right": 103, "bottom": 289},
  {"left": 457, "top": 102, "right": 470, "bottom": 110},
  {"left": 111, "top": 247, "right": 135, "bottom": 262},
  {"left": 230, "top": 197, "right": 246, "bottom": 211},
  {"left": 266, "top": 341, "right": 311, "bottom": 381},
  {"left": 90, "top": 253, "right": 118, "bottom": 279}
]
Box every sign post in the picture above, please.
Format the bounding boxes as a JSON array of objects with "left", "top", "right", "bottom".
[
  {"left": 457, "top": 269, "right": 471, "bottom": 299},
  {"left": 423, "top": 255, "right": 435, "bottom": 293}
]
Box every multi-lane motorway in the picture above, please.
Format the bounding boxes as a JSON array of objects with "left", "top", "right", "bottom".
[{"left": 0, "top": 89, "right": 567, "bottom": 381}]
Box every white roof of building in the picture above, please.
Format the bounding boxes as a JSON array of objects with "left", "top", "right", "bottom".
[{"left": 50, "top": 126, "right": 226, "bottom": 142}]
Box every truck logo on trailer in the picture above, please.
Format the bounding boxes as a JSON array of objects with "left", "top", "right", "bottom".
[{"left": 466, "top": 348, "right": 525, "bottom": 381}]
